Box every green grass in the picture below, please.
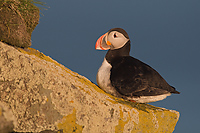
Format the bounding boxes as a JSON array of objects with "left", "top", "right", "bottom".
[{"left": 0, "top": 0, "right": 47, "bottom": 11}]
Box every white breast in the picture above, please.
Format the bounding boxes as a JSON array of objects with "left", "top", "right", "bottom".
[{"left": 96, "top": 58, "right": 118, "bottom": 95}]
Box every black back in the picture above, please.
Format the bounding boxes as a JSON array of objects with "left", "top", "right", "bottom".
[{"left": 106, "top": 41, "right": 180, "bottom": 97}]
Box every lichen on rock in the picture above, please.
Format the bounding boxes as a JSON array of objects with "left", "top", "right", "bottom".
[{"left": 0, "top": 41, "right": 180, "bottom": 133}]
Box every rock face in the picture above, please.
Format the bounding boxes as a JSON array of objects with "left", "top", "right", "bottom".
[
  {"left": 0, "top": 102, "right": 17, "bottom": 133},
  {"left": 0, "top": 41, "right": 179, "bottom": 133}
]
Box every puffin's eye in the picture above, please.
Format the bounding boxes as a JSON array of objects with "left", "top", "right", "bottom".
[{"left": 114, "top": 33, "right": 117, "bottom": 38}]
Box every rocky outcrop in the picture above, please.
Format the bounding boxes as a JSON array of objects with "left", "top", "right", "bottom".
[
  {"left": 0, "top": 0, "right": 39, "bottom": 48},
  {"left": 0, "top": 41, "right": 179, "bottom": 133}
]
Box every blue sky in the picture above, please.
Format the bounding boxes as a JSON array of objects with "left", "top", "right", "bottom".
[{"left": 32, "top": 0, "right": 200, "bottom": 132}]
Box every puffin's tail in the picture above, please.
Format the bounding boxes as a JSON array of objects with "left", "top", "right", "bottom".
[{"left": 170, "top": 86, "right": 180, "bottom": 94}]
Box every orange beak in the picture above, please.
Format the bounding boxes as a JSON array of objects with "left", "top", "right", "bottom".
[{"left": 95, "top": 33, "right": 110, "bottom": 50}]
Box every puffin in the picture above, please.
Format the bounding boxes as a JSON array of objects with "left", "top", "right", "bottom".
[{"left": 95, "top": 28, "right": 180, "bottom": 103}]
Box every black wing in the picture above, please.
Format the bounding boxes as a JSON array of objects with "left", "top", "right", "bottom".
[{"left": 110, "top": 56, "right": 179, "bottom": 97}]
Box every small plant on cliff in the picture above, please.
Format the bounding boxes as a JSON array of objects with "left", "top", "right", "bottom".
[
  {"left": 0, "top": 0, "right": 46, "bottom": 47},
  {"left": 0, "top": 0, "right": 46, "bottom": 10}
]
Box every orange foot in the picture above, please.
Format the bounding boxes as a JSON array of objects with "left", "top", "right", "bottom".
[{"left": 129, "top": 100, "right": 136, "bottom": 103}]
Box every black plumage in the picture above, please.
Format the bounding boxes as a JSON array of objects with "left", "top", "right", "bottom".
[{"left": 106, "top": 41, "right": 179, "bottom": 97}]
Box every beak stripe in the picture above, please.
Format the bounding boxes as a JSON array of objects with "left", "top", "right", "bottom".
[{"left": 99, "top": 36, "right": 106, "bottom": 50}]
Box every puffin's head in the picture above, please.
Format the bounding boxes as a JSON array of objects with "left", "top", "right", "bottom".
[{"left": 95, "top": 28, "right": 130, "bottom": 50}]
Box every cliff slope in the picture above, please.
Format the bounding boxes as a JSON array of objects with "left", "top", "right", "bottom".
[{"left": 0, "top": 41, "right": 179, "bottom": 133}]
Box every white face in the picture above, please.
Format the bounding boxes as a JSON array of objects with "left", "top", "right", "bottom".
[{"left": 106, "top": 31, "right": 129, "bottom": 50}]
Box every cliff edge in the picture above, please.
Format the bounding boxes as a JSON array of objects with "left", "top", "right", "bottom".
[{"left": 0, "top": 41, "right": 179, "bottom": 133}]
